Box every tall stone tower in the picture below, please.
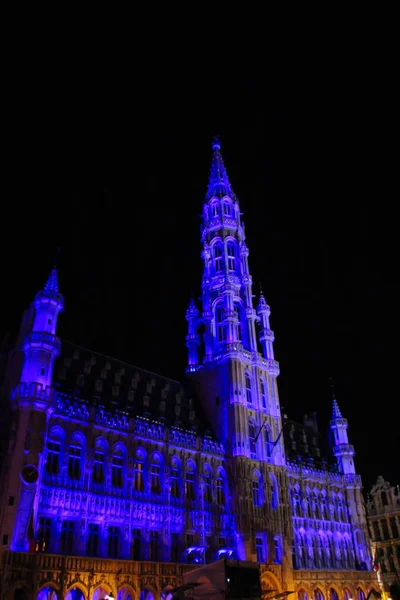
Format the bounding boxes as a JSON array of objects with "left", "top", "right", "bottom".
[
  {"left": 330, "top": 391, "right": 372, "bottom": 569},
  {"left": 187, "top": 138, "right": 293, "bottom": 582},
  {"left": 0, "top": 268, "right": 63, "bottom": 552}
]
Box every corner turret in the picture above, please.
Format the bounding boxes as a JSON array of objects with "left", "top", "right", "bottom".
[
  {"left": 256, "top": 290, "right": 275, "bottom": 360},
  {"left": 329, "top": 384, "right": 355, "bottom": 475},
  {"left": 18, "top": 267, "right": 64, "bottom": 408}
]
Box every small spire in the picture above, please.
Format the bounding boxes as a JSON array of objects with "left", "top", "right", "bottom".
[
  {"left": 330, "top": 378, "right": 343, "bottom": 419},
  {"left": 44, "top": 267, "right": 59, "bottom": 293},
  {"left": 186, "top": 296, "right": 198, "bottom": 316},
  {"left": 332, "top": 398, "right": 342, "bottom": 420},
  {"left": 207, "top": 136, "right": 234, "bottom": 199}
]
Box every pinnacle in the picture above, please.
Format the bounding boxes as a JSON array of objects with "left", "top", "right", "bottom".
[
  {"left": 207, "top": 137, "right": 234, "bottom": 200},
  {"left": 332, "top": 398, "right": 343, "bottom": 420},
  {"left": 44, "top": 268, "right": 59, "bottom": 293}
]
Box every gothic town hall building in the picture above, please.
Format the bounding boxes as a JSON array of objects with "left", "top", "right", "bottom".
[{"left": 0, "top": 140, "right": 380, "bottom": 600}]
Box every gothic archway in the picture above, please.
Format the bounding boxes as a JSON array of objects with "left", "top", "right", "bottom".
[
  {"left": 118, "top": 586, "right": 136, "bottom": 600},
  {"left": 92, "top": 586, "right": 112, "bottom": 600},
  {"left": 37, "top": 587, "right": 59, "bottom": 600},
  {"left": 139, "top": 589, "right": 156, "bottom": 600},
  {"left": 66, "top": 587, "right": 86, "bottom": 600},
  {"left": 13, "top": 588, "right": 30, "bottom": 600},
  {"left": 314, "top": 589, "right": 325, "bottom": 600},
  {"left": 260, "top": 570, "right": 282, "bottom": 595}
]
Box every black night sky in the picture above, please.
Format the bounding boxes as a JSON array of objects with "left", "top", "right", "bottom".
[{"left": 2, "top": 30, "right": 398, "bottom": 491}]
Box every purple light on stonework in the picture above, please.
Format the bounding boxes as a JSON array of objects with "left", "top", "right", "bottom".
[
  {"left": 207, "top": 137, "right": 234, "bottom": 199},
  {"left": 44, "top": 268, "right": 59, "bottom": 293}
]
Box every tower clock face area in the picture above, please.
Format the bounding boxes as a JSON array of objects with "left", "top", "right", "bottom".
[{"left": 21, "top": 465, "right": 39, "bottom": 484}]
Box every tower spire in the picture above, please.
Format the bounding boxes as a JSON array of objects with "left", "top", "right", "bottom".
[
  {"left": 330, "top": 378, "right": 343, "bottom": 420},
  {"left": 207, "top": 136, "right": 235, "bottom": 199},
  {"left": 44, "top": 267, "right": 59, "bottom": 293}
]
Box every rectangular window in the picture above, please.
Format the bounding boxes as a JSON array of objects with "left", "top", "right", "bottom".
[
  {"left": 171, "top": 466, "right": 179, "bottom": 498},
  {"left": 256, "top": 537, "right": 264, "bottom": 563},
  {"left": 274, "top": 536, "right": 282, "bottom": 564},
  {"left": 382, "top": 520, "right": 389, "bottom": 540},
  {"left": 132, "top": 529, "right": 141, "bottom": 560},
  {"left": 227, "top": 243, "right": 235, "bottom": 270},
  {"left": 46, "top": 441, "right": 60, "bottom": 475},
  {"left": 108, "top": 525, "right": 119, "bottom": 558},
  {"left": 112, "top": 456, "right": 123, "bottom": 488},
  {"left": 150, "top": 531, "right": 159, "bottom": 561},
  {"left": 68, "top": 446, "right": 81, "bottom": 480},
  {"left": 171, "top": 533, "right": 179, "bottom": 562},
  {"left": 36, "top": 517, "right": 51, "bottom": 552},
  {"left": 372, "top": 521, "right": 381, "bottom": 541},
  {"left": 390, "top": 517, "right": 399, "bottom": 539},
  {"left": 87, "top": 524, "right": 99, "bottom": 556},
  {"left": 252, "top": 480, "right": 260, "bottom": 506},
  {"left": 150, "top": 464, "right": 161, "bottom": 494},
  {"left": 8, "top": 496, "right": 14, "bottom": 506},
  {"left": 2, "top": 534, "right": 9, "bottom": 545},
  {"left": 134, "top": 461, "right": 144, "bottom": 492},
  {"left": 214, "top": 245, "right": 223, "bottom": 272},
  {"left": 60, "top": 520, "right": 74, "bottom": 554},
  {"left": 93, "top": 451, "right": 104, "bottom": 484},
  {"left": 216, "top": 477, "right": 225, "bottom": 505},
  {"left": 185, "top": 472, "right": 195, "bottom": 500},
  {"left": 204, "top": 473, "right": 211, "bottom": 503}
]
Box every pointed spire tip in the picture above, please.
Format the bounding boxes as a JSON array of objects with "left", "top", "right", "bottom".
[{"left": 212, "top": 135, "right": 221, "bottom": 151}]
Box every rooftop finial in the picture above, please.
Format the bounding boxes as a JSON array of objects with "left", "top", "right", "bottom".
[
  {"left": 212, "top": 135, "right": 221, "bottom": 151},
  {"left": 53, "top": 247, "right": 60, "bottom": 269},
  {"left": 207, "top": 136, "right": 234, "bottom": 199},
  {"left": 330, "top": 378, "right": 343, "bottom": 419}
]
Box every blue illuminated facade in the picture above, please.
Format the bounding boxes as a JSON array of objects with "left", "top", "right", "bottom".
[{"left": 0, "top": 139, "right": 379, "bottom": 600}]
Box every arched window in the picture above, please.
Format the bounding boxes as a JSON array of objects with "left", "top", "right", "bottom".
[
  {"left": 68, "top": 434, "right": 83, "bottom": 480},
  {"left": 356, "top": 589, "right": 365, "bottom": 600},
  {"left": 249, "top": 420, "right": 257, "bottom": 457},
  {"left": 245, "top": 373, "right": 252, "bottom": 404},
  {"left": 150, "top": 453, "right": 162, "bottom": 494},
  {"left": 211, "top": 202, "right": 219, "bottom": 217},
  {"left": 298, "top": 590, "right": 308, "bottom": 600},
  {"left": 214, "top": 243, "right": 223, "bottom": 272},
  {"left": 314, "top": 590, "right": 324, "bottom": 600},
  {"left": 171, "top": 457, "right": 180, "bottom": 499},
  {"left": 260, "top": 379, "right": 267, "bottom": 409},
  {"left": 234, "top": 303, "right": 242, "bottom": 341},
  {"left": 270, "top": 473, "right": 279, "bottom": 510},
  {"left": 329, "top": 589, "right": 339, "bottom": 600},
  {"left": 203, "top": 464, "right": 212, "bottom": 503},
  {"left": 252, "top": 471, "right": 262, "bottom": 506},
  {"left": 185, "top": 462, "right": 195, "bottom": 500},
  {"left": 112, "top": 446, "right": 124, "bottom": 488},
  {"left": 216, "top": 306, "right": 226, "bottom": 343},
  {"left": 223, "top": 201, "right": 231, "bottom": 216},
  {"left": 381, "top": 491, "right": 388, "bottom": 506},
  {"left": 343, "top": 589, "right": 352, "bottom": 600},
  {"left": 313, "top": 491, "right": 321, "bottom": 519},
  {"left": 134, "top": 449, "right": 145, "bottom": 492},
  {"left": 216, "top": 469, "right": 225, "bottom": 505},
  {"left": 227, "top": 242, "right": 235, "bottom": 271}
]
